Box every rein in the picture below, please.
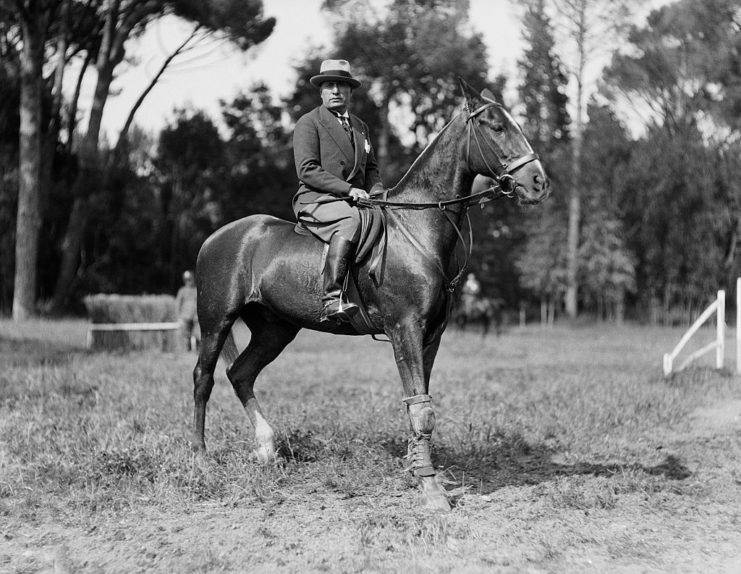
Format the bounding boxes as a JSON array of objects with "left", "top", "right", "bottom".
[{"left": 356, "top": 186, "right": 501, "bottom": 292}]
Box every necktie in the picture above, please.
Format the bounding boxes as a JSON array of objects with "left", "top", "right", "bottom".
[{"left": 339, "top": 115, "right": 353, "bottom": 145}]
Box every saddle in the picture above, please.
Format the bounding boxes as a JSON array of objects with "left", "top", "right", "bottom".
[
  {"left": 293, "top": 203, "right": 388, "bottom": 286},
  {"left": 294, "top": 203, "right": 388, "bottom": 335}
]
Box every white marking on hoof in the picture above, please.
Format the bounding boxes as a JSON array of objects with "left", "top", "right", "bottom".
[{"left": 253, "top": 411, "right": 276, "bottom": 464}]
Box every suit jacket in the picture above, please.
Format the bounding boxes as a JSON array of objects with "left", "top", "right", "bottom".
[{"left": 293, "top": 105, "right": 384, "bottom": 208}]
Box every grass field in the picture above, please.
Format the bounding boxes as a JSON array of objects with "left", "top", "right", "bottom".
[{"left": 1, "top": 318, "right": 741, "bottom": 573}]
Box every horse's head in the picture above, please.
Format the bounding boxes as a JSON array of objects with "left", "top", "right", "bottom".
[{"left": 460, "top": 79, "right": 550, "bottom": 205}]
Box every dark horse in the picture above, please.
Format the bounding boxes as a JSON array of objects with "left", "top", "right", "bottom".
[
  {"left": 453, "top": 295, "right": 504, "bottom": 337},
  {"left": 192, "top": 80, "right": 549, "bottom": 511}
]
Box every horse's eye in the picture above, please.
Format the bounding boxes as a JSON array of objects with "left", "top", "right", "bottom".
[{"left": 491, "top": 123, "right": 505, "bottom": 134}]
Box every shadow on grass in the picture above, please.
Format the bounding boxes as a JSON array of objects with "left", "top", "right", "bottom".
[{"left": 381, "top": 436, "right": 691, "bottom": 495}]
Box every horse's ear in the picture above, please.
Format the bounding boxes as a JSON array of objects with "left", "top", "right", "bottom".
[
  {"left": 480, "top": 88, "right": 497, "bottom": 103},
  {"left": 458, "top": 77, "right": 480, "bottom": 110}
]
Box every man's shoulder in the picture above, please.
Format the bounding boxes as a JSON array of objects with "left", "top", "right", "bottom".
[
  {"left": 297, "top": 106, "right": 324, "bottom": 123},
  {"left": 349, "top": 113, "right": 368, "bottom": 129}
]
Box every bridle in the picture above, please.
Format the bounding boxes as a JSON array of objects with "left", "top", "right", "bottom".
[
  {"left": 358, "top": 100, "right": 539, "bottom": 210},
  {"left": 464, "top": 100, "right": 540, "bottom": 200},
  {"left": 351, "top": 101, "right": 540, "bottom": 292}
]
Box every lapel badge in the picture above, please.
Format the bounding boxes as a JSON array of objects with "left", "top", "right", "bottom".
[{"left": 364, "top": 139, "right": 371, "bottom": 153}]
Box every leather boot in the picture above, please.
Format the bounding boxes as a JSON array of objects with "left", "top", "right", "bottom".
[{"left": 321, "top": 235, "right": 359, "bottom": 323}]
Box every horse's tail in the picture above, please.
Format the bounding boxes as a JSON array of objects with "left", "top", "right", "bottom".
[{"left": 221, "top": 329, "right": 240, "bottom": 366}]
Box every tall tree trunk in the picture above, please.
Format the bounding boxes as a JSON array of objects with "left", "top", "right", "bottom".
[
  {"left": 50, "top": 62, "right": 115, "bottom": 312},
  {"left": 13, "top": 19, "right": 44, "bottom": 321},
  {"left": 564, "top": 3, "right": 587, "bottom": 320}
]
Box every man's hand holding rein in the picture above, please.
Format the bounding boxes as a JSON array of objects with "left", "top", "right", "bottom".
[{"left": 349, "top": 187, "right": 370, "bottom": 202}]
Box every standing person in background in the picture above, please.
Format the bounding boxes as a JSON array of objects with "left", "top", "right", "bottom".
[
  {"left": 176, "top": 270, "right": 199, "bottom": 351},
  {"left": 292, "top": 58, "right": 384, "bottom": 323},
  {"left": 461, "top": 272, "right": 482, "bottom": 316}
]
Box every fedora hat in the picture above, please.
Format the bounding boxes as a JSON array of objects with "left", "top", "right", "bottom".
[{"left": 310, "top": 59, "right": 361, "bottom": 89}]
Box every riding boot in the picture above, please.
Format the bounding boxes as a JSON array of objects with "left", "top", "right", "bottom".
[{"left": 321, "top": 235, "right": 359, "bottom": 323}]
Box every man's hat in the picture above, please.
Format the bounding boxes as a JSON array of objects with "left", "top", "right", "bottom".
[{"left": 310, "top": 59, "right": 361, "bottom": 89}]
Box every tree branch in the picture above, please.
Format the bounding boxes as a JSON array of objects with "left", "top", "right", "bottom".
[{"left": 114, "top": 25, "right": 201, "bottom": 153}]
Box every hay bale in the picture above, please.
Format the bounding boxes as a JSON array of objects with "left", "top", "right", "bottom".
[{"left": 84, "top": 294, "right": 180, "bottom": 352}]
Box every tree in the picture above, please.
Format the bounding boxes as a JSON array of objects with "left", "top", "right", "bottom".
[
  {"left": 517, "top": 200, "right": 568, "bottom": 325},
  {"left": 578, "top": 202, "right": 635, "bottom": 323},
  {"left": 602, "top": 0, "right": 741, "bottom": 315},
  {"left": 153, "top": 109, "right": 225, "bottom": 288},
  {"left": 604, "top": 0, "right": 741, "bottom": 287},
  {"left": 219, "top": 84, "right": 295, "bottom": 221},
  {"left": 513, "top": 0, "right": 572, "bottom": 320},
  {"left": 548, "top": 0, "right": 637, "bottom": 318},
  {"left": 0, "top": 0, "right": 62, "bottom": 319},
  {"left": 519, "top": 0, "right": 571, "bottom": 157},
  {"left": 0, "top": 35, "right": 20, "bottom": 310},
  {"left": 44, "top": 0, "right": 274, "bottom": 312}
]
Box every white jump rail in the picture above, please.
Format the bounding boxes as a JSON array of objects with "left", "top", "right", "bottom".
[
  {"left": 86, "top": 321, "right": 181, "bottom": 348},
  {"left": 663, "top": 290, "right": 725, "bottom": 377}
]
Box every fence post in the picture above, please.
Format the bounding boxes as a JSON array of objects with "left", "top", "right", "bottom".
[
  {"left": 738, "top": 278, "right": 741, "bottom": 375},
  {"left": 717, "top": 290, "right": 725, "bottom": 370}
]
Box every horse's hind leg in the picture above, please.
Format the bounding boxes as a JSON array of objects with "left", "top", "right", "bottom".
[
  {"left": 227, "top": 306, "right": 299, "bottom": 463},
  {"left": 193, "top": 318, "right": 234, "bottom": 452}
]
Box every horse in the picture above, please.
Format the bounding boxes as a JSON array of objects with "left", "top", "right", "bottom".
[
  {"left": 191, "top": 79, "right": 549, "bottom": 512},
  {"left": 453, "top": 295, "right": 504, "bottom": 337}
]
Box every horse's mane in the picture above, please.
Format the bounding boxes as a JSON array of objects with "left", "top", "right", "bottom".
[{"left": 387, "top": 109, "right": 465, "bottom": 196}]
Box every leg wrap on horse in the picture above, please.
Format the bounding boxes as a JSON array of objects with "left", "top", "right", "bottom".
[{"left": 402, "top": 394, "right": 436, "bottom": 477}]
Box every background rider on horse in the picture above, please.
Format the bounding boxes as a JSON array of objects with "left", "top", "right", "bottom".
[{"left": 292, "top": 59, "right": 385, "bottom": 323}]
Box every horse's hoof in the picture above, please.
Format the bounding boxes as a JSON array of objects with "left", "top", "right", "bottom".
[
  {"left": 251, "top": 445, "right": 278, "bottom": 464},
  {"left": 419, "top": 476, "right": 451, "bottom": 512},
  {"left": 423, "top": 491, "right": 452, "bottom": 512}
]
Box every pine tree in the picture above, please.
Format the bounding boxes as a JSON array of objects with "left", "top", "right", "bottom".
[{"left": 515, "top": 0, "right": 572, "bottom": 321}]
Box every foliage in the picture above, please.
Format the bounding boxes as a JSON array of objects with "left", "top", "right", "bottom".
[
  {"left": 4, "top": 0, "right": 741, "bottom": 322},
  {"left": 518, "top": 0, "right": 571, "bottom": 155},
  {"left": 605, "top": 0, "right": 741, "bottom": 133},
  {"left": 516, "top": 200, "right": 569, "bottom": 300},
  {"left": 617, "top": 125, "right": 728, "bottom": 310},
  {"left": 514, "top": 0, "right": 572, "bottom": 311},
  {"left": 602, "top": 0, "right": 741, "bottom": 313},
  {"left": 578, "top": 203, "right": 636, "bottom": 313},
  {"left": 219, "top": 84, "right": 295, "bottom": 220}
]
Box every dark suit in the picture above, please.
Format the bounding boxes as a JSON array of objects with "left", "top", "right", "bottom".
[{"left": 293, "top": 104, "right": 384, "bottom": 243}]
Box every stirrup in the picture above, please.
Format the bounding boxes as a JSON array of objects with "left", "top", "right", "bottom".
[{"left": 320, "top": 297, "right": 359, "bottom": 323}]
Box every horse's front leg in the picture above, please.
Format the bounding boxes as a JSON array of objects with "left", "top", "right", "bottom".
[{"left": 389, "top": 320, "right": 450, "bottom": 512}]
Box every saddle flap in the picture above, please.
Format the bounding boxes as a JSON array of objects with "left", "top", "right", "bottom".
[{"left": 355, "top": 205, "right": 388, "bottom": 286}]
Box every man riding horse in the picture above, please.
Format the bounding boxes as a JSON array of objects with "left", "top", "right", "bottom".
[
  {"left": 192, "top": 69, "right": 549, "bottom": 512},
  {"left": 292, "top": 59, "right": 385, "bottom": 323}
]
